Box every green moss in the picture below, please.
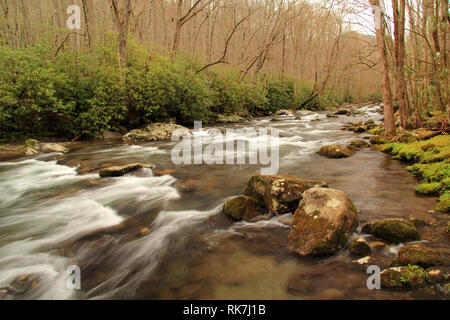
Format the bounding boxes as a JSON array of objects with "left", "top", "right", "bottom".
[
  {"left": 362, "top": 219, "right": 420, "bottom": 243},
  {"left": 415, "top": 182, "right": 442, "bottom": 195},
  {"left": 436, "top": 192, "right": 450, "bottom": 213},
  {"left": 367, "top": 126, "right": 384, "bottom": 135},
  {"left": 399, "top": 265, "right": 429, "bottom": 287},
  {"left": 407, "top": 162, "right": 450, "bottom": 183},
  {"left": 385, "top": 136, "right": 450, "bottom": 164}
]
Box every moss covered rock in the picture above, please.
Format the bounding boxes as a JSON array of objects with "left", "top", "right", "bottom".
[
  {"left": 317, "top": 145, "right": 355, "bottom": 158},
  {"left": 436, "top": 192, "right": 450, "bottom": 213},
  {"left": 396, "top": 245, "right": 443, "bottom": 268},
  {"left": 244, "top": 174, "right": 328, "bottom": 215},
  {"left": 370, "top": 135, "right": 388, "bottom": 145},
  {"left": 381, "top": 265, "right": 429, "bottom": 288},
  {"left": 415, "top": 182, "right": 442, "bottom": 195},
  {"left": 349, "top": 237, "right": 371, "bottom": 256},
  {"left": 222, "top": 196, "right": 266, "bottom": 221},
  {"left": 361, "top": 218, "right": 420, "bottom": 243},
  {"left": 289, "top": 188, "right": 359, "bottom": 257},
  {"left": 348, "top": 140, "right": 370, "bottom": 150}
]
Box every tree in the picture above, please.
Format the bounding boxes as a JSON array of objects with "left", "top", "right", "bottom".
[
  {"left": 370, "top": 0, "right": 395, "bottom": 135},
  {"left": 110, "top": 0, "right": 132, "bottom": 63}
]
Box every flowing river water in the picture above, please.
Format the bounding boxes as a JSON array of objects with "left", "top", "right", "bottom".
[{"left": 0, "top": 106, "right": 448, "bottom": 300}]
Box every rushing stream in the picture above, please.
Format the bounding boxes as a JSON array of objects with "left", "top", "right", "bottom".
[{"left": 0, "top": 106, "right": 448, "bottom": 300}]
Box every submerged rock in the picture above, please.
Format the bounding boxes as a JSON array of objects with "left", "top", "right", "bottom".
[
  {"left": 361, "top": 218, "right": 420, "bottom": 243},
  {"left": 318, "top": 145, "right": 355, "bottom": 158},
  {"left": 99, "top": 163, "right": 154, "bottom": 177},
  {"left": 426, "top": 267, "right": 450, "bottom": 284},
  {"left": 381, "top": 265, "right": 429, "bottom": 288},
  {"left": 222, "top": 196, "right": 266, "bottom": 222},
  {"left": 396, "top": 245, "right": 443, "bottom": 268},
  {"left": 123, "top": 123, "right": 191, "bottom": 142},
  {"left": 288, "top": 188, "right": 359, "bottom": 257},
  {"left": 244, "top": 174, "right": 328, "bottom": 215},
  {"left": 349, "top": 237, "right": 371, "bottom": 256}
]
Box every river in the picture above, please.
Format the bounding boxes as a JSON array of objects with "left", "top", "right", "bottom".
[{"left": 0, "top": 106, "right": 447, "bottom": 300}]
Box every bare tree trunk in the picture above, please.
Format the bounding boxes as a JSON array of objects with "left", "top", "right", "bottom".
[
  {"left": 371, "top": 0, "right": 395, "bottom": 135},
  {"left": 393, "top": 0, "right": 409, "bottom": 128},
  {"left": 110, "top": 0, "right": 132, "bottom": 64}
]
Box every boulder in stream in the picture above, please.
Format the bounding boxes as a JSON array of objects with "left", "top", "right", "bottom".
[
  {"left": 288, "top": 188, "right": 359, "bottom": 257},
  {"left": 395, "top": 245, "right": 443, "bottom": 268},
  {"left": 123, "top": 123, "right": 191, "bottom": 142},
  {"left": 244, "top": 174, "right": 328, "bottom": 215},
  {"left": 41, "top": 143, "right": 69, "bottom": 153},
  {"left": 99, "top": 163, "right": 154, "bottom": 177},
  {"left": 349, "top": 237, "right": 371, "bottom": 256},
  {"left": 361, "top": 218, "right": 420, "bottom": 243},
  {"left": 318, "top": 145, "right": 355, "bottom": 158},
  {"left": 222, "top": 196, "right": 267, "bottom": 222},
  {"left": 348, "top": 140, "right": 370, "bottom": 150},
  {"left": 381, "top": 265, "right": 429, "bottom": 288}
]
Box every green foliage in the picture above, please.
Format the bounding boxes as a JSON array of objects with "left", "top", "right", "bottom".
[
  {"left": 0, "top": 37, "right": 371, "bottom": 140},
  {"left": 0, "top": 43, "right": 126, "bottom": 139},
  {"left": 264, "top": 78, "right": 295, "bottom": 114}
]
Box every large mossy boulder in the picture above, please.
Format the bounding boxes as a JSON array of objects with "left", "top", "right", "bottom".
[
  {"left": 244, "top": 174, "right": 328, "bottom": 215},
  {"left": 317, "top": 145, "right": 355, "bottom": 158},
  {"left": 123, "top": 123, "right": 191, "bottom": 142},
  {"left": 288, "top": 188, "right": 359, "bottom": 257},
  {"left": 381, "top": 265, "right": 429, "bottom": 288},
  {"left": 396, "top": 245, "right": 443, "bottom": 268},
  {"left": 361, "top": 218, "right": 420, "bottom": 243},
  {"left": 99, "top": 163, "right": 154, "bottom": 178},
  {"left": 222, "top": 196, "right": 266, "bottom": 222}
]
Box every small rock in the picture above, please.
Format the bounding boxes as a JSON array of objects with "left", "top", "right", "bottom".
[
  {"left": 174, "top": 179, "right": 198, "bottom": 193},
  {"left": 353, "top": 256, "right": 371, "bottom": 265},
  {"left": 99, "top": 163, "right": 154, "bottom": 178},
  {"left": 318, "top": 145, "right": 355, "bottom": 158},
  {"left": 426, "top": 267, "right": 450, "bottom": 284},
  {"left": 153, "top": 169, "right": 176, "bottom": 176},
  {"left": 348, "top": 140, "right": 370, "bottom": 150},
  {"left": 369, "top": 135, "right": 388, "bottom": 145},
  {"left": 349, "top": 237, "right": 371, "bottom": 256},
  {"left": 222, "top": 196, "right": 266, "bottom": 222}
]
